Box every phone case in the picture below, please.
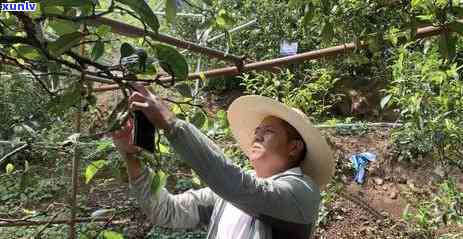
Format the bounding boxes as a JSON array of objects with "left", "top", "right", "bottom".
[{"left": 132, "top": 111, "right": 156, "bottom": 152}]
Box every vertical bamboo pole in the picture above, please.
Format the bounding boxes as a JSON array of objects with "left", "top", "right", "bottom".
[{"left": 69, "top": 26, "right": 86, "bottom": 239}]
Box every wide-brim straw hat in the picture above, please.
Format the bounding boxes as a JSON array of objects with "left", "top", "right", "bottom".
[{"left": 227, "top": 95, "right": 334, "bottom": 189}]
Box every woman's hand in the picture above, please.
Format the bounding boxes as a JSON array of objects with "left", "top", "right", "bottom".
[{"left": 128, "top": 84, "right": 176, "bottom": 131}]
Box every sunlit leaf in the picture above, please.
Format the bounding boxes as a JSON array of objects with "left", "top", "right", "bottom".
[
  {"left": 5, "top": 163, "right": 15, "bottom": 174},
  {"left": 17, "top": 45, "right": 41, "bottom": 60},
  {"left": 159, "top": 143, "right": 170, "bottom": 154},
  {"left": 84, "top": 160, "right": 107, "bottom": 184},
  {"left": 151, "top": 170, "right": 167, "bottom": 199},
  {"left": 215, "top": 9, "right": 235, "bottom": 29},
  {"left": 95, "top": 25, "right": 112, "bottom": 38},
  {"left": 116, "top": 0, "right": 160, "bottom": 32},
  {"left": 102, "top": 230, "right": 124, "bottom": 239}
]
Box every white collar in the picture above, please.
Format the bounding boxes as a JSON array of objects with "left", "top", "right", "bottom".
[{"left": 269, "top": 166, "right": 303, "bottom": 179}]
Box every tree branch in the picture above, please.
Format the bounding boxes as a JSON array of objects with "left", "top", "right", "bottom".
[
  {"left": 0, "top": 36, "right": 34, "bottom": 45},
  {"left": 64, "top": 51, "right": 111, "bottom": 74},
  {"left": 0, "top": 52, "right": 55, "bottom": 96},
  {"left": 0, "top": 143, "right": 29, "bottom": 167}
]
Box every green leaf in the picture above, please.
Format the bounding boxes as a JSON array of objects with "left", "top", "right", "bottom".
[
  {"left": 174, "top": 83, "right": 192, "bottom": 97},
  {"left": 303, "top": 5, "right": 315, "bottom": 26},
  {"left": 95, "top": 25, "right": 112, "bottom": 38},
  {"left": 215, "top": 9, "right": 235, "bottom": 29},
  {"left": 380, "top": 94, "right": 392, "bottom": 109},
  {"left": 17, "top": 45, "right": 41, "bottom": 60},
  {"left": 191, "top": 111, "right": 207, "bottom": 128},
  {"left": 5, "top": 163, "right": 15, "bottom": 174},
  {"left": 154, "top": 44, "right": 188, "bottom": 80},
  {"left": 120, "top": 42, "right": 135, "bottom": 58},
  {"left": 321, "top": 21, "right": 334, "bottom": 43},
  {"left": 411, "top": 0, "right": 425, "bottom": 9},
  {"left": 48, "top": 32, "right": 81, "bottom": 56},
  {"left": 151, "top": 170, "right": 167, "bottom": 198},
  {"left": 288, "top": 0, "right": 303, "bottom": 8},
  {"left": 116, "top": 0, "right": 160, "bottom": 32},
  {"left": 191, "top": 171, "right": 201, "bottom": 187},
  {"left": 102, "top": 230, "right": 124, "bottom": 239},
  {"left": 448, "top": 21, "right": 463, "bottom": 35},
  {"left": 166, "top": 0, "right": 177, "bottom": 24},
  {"left": 91, "top": 41, "right": 105, "bottom": 61},
  {"left": 159, "top": 144, "right": 170, "bottom": 154},
  {"left": 84, "top": 160, "right": 107, "bottom": 184},
  {"left": 96, "top": 139, "right": 113, "bottom": 151},
  {"left": 48, "top": 19, "right": 79, "bottom": 35}
]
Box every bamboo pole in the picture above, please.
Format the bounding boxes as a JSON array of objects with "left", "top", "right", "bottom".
[{"left": 93, "top": 20, "right": 458, "bottom": 92}]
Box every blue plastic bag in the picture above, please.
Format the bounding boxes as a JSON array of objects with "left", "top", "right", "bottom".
[{"left": 350, "top": 152, "right": 377, "bottom": 184}]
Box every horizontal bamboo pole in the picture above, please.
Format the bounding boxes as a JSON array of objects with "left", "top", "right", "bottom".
[{"left": 93, "top": 20, "right": 458, "bottom": 92}]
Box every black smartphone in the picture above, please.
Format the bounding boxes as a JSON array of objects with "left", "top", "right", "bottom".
[{"left": 132, "top": 111, "right": 156, "bottom": 152}]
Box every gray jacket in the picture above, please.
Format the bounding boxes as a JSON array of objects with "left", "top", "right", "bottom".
[{"left": 128, "top": 119, "right": 321, "bottom": 238}]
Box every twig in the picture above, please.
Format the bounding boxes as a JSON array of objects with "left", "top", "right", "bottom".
[
  {"left": 70, "top": 40, "right": 112, "bottom": 49},
  {"left": 0, "top": 52, "right": 54, "bottom": 96},
  {"left": 162, "top": 97, "right": 203, "bottom": 108},
  {"left": 0, "top": 211, "right": 46, "bottom": 223},
  {"left": 0, "top": 143, "right": 29, "bottom": 167},
  {"left": 339, "top": 191, "right": 385, "bottom": 220}
]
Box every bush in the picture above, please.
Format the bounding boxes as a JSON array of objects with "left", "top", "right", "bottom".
[
  {"left": 403, "top": 177, "right": 463, "bottom": 238},
  {"left": 387, "top": 41, "right": 463, "bottom": 168},
  {"left": 241, "top": 68, "right": 341, "bottom": 120}
]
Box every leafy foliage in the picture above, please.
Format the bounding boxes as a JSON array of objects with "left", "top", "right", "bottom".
[
  {"left": 241, "top": 68, "right": 341, "bottom": 120},
  {"left": 403, "top": 177, "right": 463, "bottom": 238},
  {"left": 387, "top": 41, "right": 463, "bottom": 167}
]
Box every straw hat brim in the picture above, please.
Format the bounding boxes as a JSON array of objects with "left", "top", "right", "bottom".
[{"left": 227, "top": 95, "right": 334, "bottom": 189}]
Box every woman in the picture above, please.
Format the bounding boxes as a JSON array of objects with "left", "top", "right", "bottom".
[{"left": 112, "top": 85, "right": 334, "bottom": 238}]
